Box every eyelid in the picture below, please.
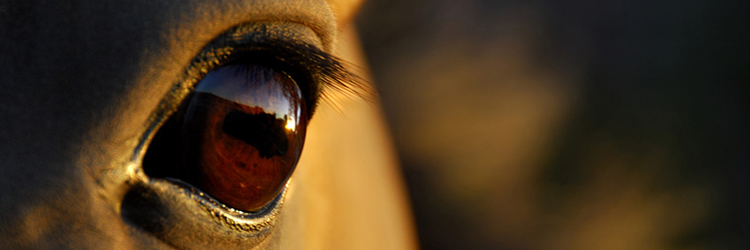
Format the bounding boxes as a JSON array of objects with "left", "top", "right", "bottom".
[{"left": 133, "top": 22, "right": 368, "bottom": 162}]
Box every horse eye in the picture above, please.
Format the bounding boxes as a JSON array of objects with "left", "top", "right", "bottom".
[{"left": 143, "top": 64, "right": 307, "bottom": 212}]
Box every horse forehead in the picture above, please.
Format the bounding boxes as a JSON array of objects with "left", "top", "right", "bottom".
[
  {"left": 0, "top": 0, "right": 337, "bottom": 94},
  {"left": 0, "top": 0, "right": 350, "bottom": 126}
]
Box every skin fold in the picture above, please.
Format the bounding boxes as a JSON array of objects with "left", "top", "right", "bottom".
[{"left": 0, "top": 0, "right": 416, "bottom": 249}]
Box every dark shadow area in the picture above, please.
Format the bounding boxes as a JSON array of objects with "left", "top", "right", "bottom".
[{"left": 357, "top": 0, "right": 750, "bottom": 249}]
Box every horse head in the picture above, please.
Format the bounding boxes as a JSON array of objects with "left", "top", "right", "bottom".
[{"left": 0, "top": 0, "right": 416, "bottom": 248}]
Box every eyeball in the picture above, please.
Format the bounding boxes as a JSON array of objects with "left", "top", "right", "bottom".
[
  {"left": 144, "top": 63, "right": 307, "bottom": 212},
  {"left": 181, "top": 64, "right": 306, "bottom": 211}
]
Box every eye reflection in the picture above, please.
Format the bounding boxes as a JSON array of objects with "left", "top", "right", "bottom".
[{"left": 180, "top": 64, "right": 307, "bottom": 212}]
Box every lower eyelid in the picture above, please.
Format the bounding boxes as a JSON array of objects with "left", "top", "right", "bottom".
[{"left": 120, "top": 178, "right": 285, "bottom": 248}]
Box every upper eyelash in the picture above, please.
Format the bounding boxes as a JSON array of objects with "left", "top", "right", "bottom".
[
  {"left": 183, "top": 23, "right": 373, "bottom": 116},
  {"left": 221, "top": 39, "right": 373, "bottom": 116}
]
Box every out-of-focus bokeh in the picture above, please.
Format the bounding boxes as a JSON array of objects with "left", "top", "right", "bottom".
[{"left": 356, "top": 0, "right": 749, "bottom": 249}]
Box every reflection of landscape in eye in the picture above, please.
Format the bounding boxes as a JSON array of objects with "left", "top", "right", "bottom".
[
  {"left": 221, "top": 108, "right": 290, "bottom": 158},
  {"left": 196, "top": 64, "right": 302, "bottom": 127}
]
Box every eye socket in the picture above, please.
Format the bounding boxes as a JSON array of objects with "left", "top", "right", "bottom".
[{"left": 143, "top": 63, "right": 307, "bottom": 212}]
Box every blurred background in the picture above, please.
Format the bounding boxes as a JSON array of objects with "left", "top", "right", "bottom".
[{"left": 355, "top": 0, "right": 749, "bottom": 249}]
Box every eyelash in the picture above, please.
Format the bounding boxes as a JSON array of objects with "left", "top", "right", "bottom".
[{"left": 189, "top": 38, "right": 370, "bottom": 116}]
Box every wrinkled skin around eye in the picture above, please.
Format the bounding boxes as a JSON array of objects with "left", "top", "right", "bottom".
[{"left": 181, "top": 64, "right": 307, "bottom": 212}]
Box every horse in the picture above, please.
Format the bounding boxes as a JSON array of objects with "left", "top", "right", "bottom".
[{"left": 0, "top": 0, "right": 417, "bottom": 249}]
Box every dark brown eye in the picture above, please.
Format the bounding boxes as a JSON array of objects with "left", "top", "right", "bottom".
[{"left": 143, "top": 63, "right": 307, "bottom": 212}]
